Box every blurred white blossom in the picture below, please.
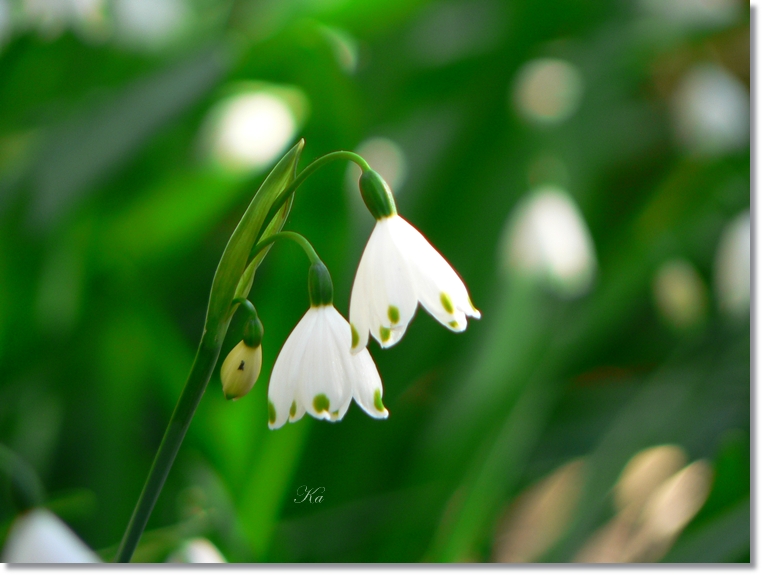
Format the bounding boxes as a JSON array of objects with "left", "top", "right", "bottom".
[
  {"left": 167, "top": 538, "right": 227, "bottom": 563},
  {"left": 672, "top": 64, "right": 749, "bottom": 156},
  {"left": 639, "top": 0, "right": 741, "bottom": 31},
  {"left": 714, "top": 211, "right": 750, "bottom": 318},
  {"left": 501, "top": 187, "right": 597, "bottom": 298},
  {"left": 203, "top": 87, "right": 308, "bottom": 172},
  {"left": 2, "top": 508, "right": 100, "bottom": 563}
]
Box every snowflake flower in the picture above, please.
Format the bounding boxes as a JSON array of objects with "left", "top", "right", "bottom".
[
  {"left": 268, "top": 262, "right": 388, "bottom": 429},
  {"left": 349, "top": 170, "right": 480, "bottom": 352}
]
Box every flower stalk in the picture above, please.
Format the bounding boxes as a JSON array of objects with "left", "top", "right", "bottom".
[
  {"left": 115, "top": 141, "right": 306, "bottom": 562},
  {"left": 114, "top": 334, "right": 220, "bottom": 562},
  {"left": 115, "top": 146, "right": 373, "bottom": 562},
  {"left": 115, "top": 141, "right": 479, "bottom": 562}
]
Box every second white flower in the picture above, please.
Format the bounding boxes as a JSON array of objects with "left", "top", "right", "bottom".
[{"left": 349, "top": 214, "right": 480, "bottom": 353}]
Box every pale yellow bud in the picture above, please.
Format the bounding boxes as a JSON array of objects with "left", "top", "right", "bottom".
[{"left": 220, "top": 341, "right": 262, "bottom": 400}]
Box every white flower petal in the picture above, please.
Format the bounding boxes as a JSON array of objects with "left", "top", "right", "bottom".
[
  {"left": 324, "top": 307, "right": 362, "bottom": 420},
  {"left": 297, "top": 307, "right": 352, "bottom": 421},
  {"left": 349, "top": 232, "right": 376, "bottom": 352},
  {"left": 352, "top": 349, "right": 389, "bottom": 419},
  {"left": 268, "top": 307, "right": 318, "bottom": 429},
  {"left": 390, "top": 216, "right": 480, "bottom": 330},
  {"left": 351, "top": 220, "right": 417, "bottom": 351},
  {"left": 269, "top": 305, "right": 387, "bottom": 428}
]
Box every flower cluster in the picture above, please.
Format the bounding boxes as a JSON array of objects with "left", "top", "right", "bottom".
[{"left": 220, "top": 165, "right": 480, "bottom": 429}]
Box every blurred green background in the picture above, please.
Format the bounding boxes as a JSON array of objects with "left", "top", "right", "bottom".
[{"left": 0, "top": 0, "right": 750, "bottom": 563}]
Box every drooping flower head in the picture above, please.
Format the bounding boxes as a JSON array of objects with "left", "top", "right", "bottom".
[
  {"left": 268, "top": 261, "right": 388, "bottom": 429},
  {"left": 349, "top": 169, "right": 480, "bottom": 353}
]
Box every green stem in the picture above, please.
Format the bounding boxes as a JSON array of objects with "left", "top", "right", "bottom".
[
  {"left": 232, "top": 297, "right": 258, "bottom": 318},
  {"left": 250, "top": 231, "right": 321, "bottom": 265},
  {"left": 261, "top": 151, "right": 370, "bottom": 237},
  {"left": 114, "top": 333, "right": 222, "bottom": 563},
  {"left": 115, "top": 151, "right": 367, "bottom": 563}
]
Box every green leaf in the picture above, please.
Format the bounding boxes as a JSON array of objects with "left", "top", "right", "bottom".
[
  {"left": 205, "top": 140, "right": 303, "bottom": 344},
  {"left": 234, "top": 192, "right": 295, "bottom": 302}
]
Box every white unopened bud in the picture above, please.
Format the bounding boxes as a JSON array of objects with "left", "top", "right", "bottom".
[{"left": 220, "top": 341, "right": 262, "bottom": 400}]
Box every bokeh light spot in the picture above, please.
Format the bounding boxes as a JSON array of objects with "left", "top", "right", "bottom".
[
  {"left": 614, "top": 445, "right": 688, "bottom": 515},
  {"left": 113, "top": 0, "right": 188, "bottom": 49},
  {"left": 639, "top": 0, "right": 741, "bottom": 31},
  {"left": 512, "top": 58, "right": 584, "bottom": 125},
  {"left": 493, "top": 459, "right": 585, "bottom": 562},
  {"left": 652, "top": 259, "right": 708, "bottom": 330},
  {"left": 204, "top": 86, "right": 307, "bottom": 173}
]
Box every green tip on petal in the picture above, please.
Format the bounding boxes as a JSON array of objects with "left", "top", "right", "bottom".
[
  {"left": 289, "top": 401, "right": 297, "bottom": 418},
  {"left": 313, "top": 394, "right": 330, "bottom": 413},
  {"left": 380, "top": 326, "right": 391, "bottom": 342},
  {"left": 268, "top": 401, "right": 276, "bottom": 424},
  {"left": 448, "top": 320, "right": 458, "bottom": 328},
  {"left": 440, "top": 292, "right": 455, "bottom": 314},
  {"left": 373, "top": 389, "right": 385, "bottom": 412},
  {"left": 388, "top": 305, "right": 400, "bottom": 324},
  {"left": 351, "top": 324, "right": 359, "bottom": 348}
]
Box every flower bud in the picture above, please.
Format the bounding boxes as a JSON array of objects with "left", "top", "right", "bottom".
[
  {"left": 308, "top": 260, "right": 334, "bottom": 307},
  {"left": 359, "top": 169, "right": 397, "bottom": 220},
  {"left": 220, "top": 340, "right": 263, "bottom": 400}
]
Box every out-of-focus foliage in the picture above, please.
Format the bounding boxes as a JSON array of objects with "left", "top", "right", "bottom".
[{"left": 0, "top": 0, "right": 750, "bottom": 563}]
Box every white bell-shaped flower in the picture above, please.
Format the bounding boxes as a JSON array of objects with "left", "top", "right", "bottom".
[
  {"left": 2, "top": 508, "right": 100, "bottom": 563},
  {"left": 501, "top": 186, "right": 597, "bottom": 298},
  {"left": 267, "top": 304, "right": 388, "bottom": 429},
  {"left": 267, "top": 259, "right": 387, "bottom": 430},
  {"left": 349, "top": 213, "right": 480, "bottom": 353}
]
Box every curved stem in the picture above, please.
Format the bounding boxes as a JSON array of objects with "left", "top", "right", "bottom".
[
  {"left": 250, "top": 231, "right": 321, "bottom": 265},
  {"left": 114, "top": 334, "right": 221, "bottom": 563},
  {"left": 260, "top": 151, "right": 370, "bottom": 239},
  {"left": 115, "top": 150, "right": 367, "bottom": 563},
  {"left": 232, "top": 297, "right": 258, "bottom": 318}
]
